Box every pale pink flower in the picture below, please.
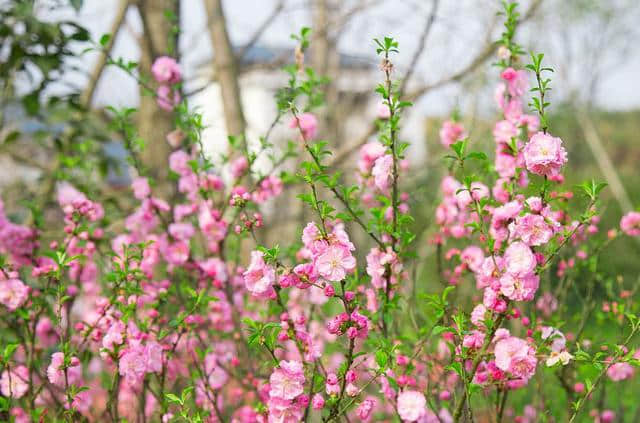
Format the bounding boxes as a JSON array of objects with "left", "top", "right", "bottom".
[
  {"left": 269, "top": 360, "right": 305, "bottom": 400},
  {"left": 523, "top": 132, "right": 568, "bottom": 177},
  {"left": 156, "top": 85, "right": 181, "bottom": 111},
  {"left": 493, "top": 120, "right": 518, "bottom": 144},
  {"left": 0, "top": 278, "right": 29, "bottom": 311},
  {"left": 372, "top": 154, "right": 393, "bottom": 191},
  {"left": 289, "top": 112, "right": 318, "bottom": 140},
  {"left": 316, "top": 245, "right": 356, "bottom": 282},
  {"left": 500, "top": 67, "right": 528, "bottom": 98},
  {"left": 267, "top": 396, "right": 304, "bottom": 423},
  {"left": 499, "top": 272, "right": 539, "bottom": 302},
  {"left": 357, "top": 397, "right": 377, "bottom": 420},
  {"left": 119, "top": 345, "right": 147, "bottom": 383},
  {"left": 358, "top": 142, "right": 387, "bottom": 173},
  {"left": 503, "top": 241, "right": 536, "bottom": 276},
  {"left": 461, "top": 246, "right": 484, "bottom": 273},
  {"left": 230, "top": 156, "right": 249, "bottom": 179},
  {"left": 494, "top": 336, "right": 537, "bottom": 380},
  {"left": 377, "top": 101, "right": 391, "bottom": 119},
  {"left": 243, "top": 251, "right": 276, "bottom": 296},
  {"left": 439, "top": 120, "right": 466, "bottom": 147},
  {"left": 471, "top": 304, "right": 488, "bottom": 327},
  {"left": 620, "top": 211, "right": 640, "bottom": 236},
  {"left": 0, "top": 365, "right": 29, "bottom": 398},
  {"left": 131, "top": 177, "right": 151, "bottom": 199},
  {"left": 607, "top": 362, "right": 634, "bottom": 381},
  {"left": 151, "top": 56, "right": 181, "bottom": 84},
  {"left": 47, "top": 352, "right": 82, "bottom": 387},
  {"left": 397, "top": 390, "right": 427, "bottom": 422}
]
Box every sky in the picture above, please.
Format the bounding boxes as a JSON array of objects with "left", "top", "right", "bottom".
[{"left": 40, "top": 0, "right": 640, "bottom": 115}]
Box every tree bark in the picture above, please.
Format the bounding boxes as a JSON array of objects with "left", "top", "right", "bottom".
[
  {"left": 204, "top": 0, "right": 246, "bottom": 140},
  {"left": 136, "top": 0, "right": 179, "bottom": 193}
]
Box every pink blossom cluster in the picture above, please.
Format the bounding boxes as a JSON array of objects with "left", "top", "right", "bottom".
[{"left": 152, "top": 56, "right": 182, "bottom": 111}]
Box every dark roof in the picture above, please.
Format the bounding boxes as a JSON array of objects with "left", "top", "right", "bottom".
[{"left": 236, "top": 45, "right": 374, "bottom": 70}]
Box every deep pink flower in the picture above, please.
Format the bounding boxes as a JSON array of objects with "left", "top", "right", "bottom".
[{"left": 523, "top": 132, "right": 568, "bottom": 177}]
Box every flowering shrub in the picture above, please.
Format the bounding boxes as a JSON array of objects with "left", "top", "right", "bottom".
[{"left": 1, "top": 3, "right": 639, "bottom": 423}]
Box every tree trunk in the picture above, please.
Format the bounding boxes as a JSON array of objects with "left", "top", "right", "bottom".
[
  {"left": 136, "top": 0, "right": 179, "bottom": 194},
  {"left": 204, "top": 0, "right": 246, "bottom": 140}
]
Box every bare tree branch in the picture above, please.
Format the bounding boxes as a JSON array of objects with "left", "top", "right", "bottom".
[
  {"left": 329, "top": 0, "right": 543, "bottom": 168},
  {"left": 398, "top": 0, "right": 439, "bottom": 97},
  {"left": 238, "top": 0, "right": 285, "bottom": 60},
  {"left": 81, "top": 0, "right": 130, "bottom": 108}
]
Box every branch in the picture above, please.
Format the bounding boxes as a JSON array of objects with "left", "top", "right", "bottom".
[
  {"left": 329, "top": 0, "right": 543, "bottom": 168},
  {"left": 81, "top": 0, "right": 130, "bottom": 108},
  {"left": 238, "top": 0, "right": 285, "bottom": 60}
]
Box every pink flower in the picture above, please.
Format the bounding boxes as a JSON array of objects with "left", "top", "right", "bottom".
[
  {"left": 289, "top": 112, "right": 318, "bottom": 140},
  {"left": 397, "top": 390, "right": 427, "bottom": 422},
  {"left": 511, "top": 213, "right": 553, "bottom": 246},
  {"left": 230, "top": 156, "right": 249, "bottom": 179},
  {"left": 471, "top": 304, "right": 488, "bottom": 327},
  {"left": 523, "top": 132, "right": 568, "bottom": 177},
  {"left": 461, "top": 246, "right": 484, "bottom": 273},
  {"left": 316, "top": 244, "right": 356, "bottom": 282},
  {"left": 372, "top": 154, "right": 393, "bottom": 191},
  {"left": 47, "top": 352, "right": 82, "bottom": 387},
  {"left": 151, "top": 56, "right": 181, "bottom": 84},
  {"left": 119, "top": 345, "right": 147, "bottom": 383},
  {"left": 358, "top": 142, "right": 387, "bottom": 173},
  {"left": 168, "top": 222, "right": 195, "bottom": 241},
  {"left": 377, "top": 101, "right": 391, "bottom": 119},
  {"left": 156, "top": 85, "right": 181, "bottom": 111},
  {"left": 102, "top": 320, "right": 125, "bottom": 350},
  {"left": 504, "top": 241, "right": 536, "bottom": 276},
  {"left": 0, "top": 278, "right": 29, "bottom": 311},
  {"left": 493, "top": 120, "right": 518, "bottom": 144},
  {"left": 357, "top": 397, "right": 377, "bottom": 420},
  {"left": 131, "top": 177, "right": 151, "bottom": 199},
  {"left": 269, "top": 360, "right": 305, "bottom": 400},
  {"left": 499, "top": 272, "right": 539, "bottom": 302},
  {"left": 439, "top": 120, "right": 466, "bottom": 147},
  {"left": 267, "top": 396, "right": 304, "bottom": 423},
  {"left": 500, "top": 67, "right": 528, "bottom": 98},
  {"left": 243, "top": 251, "right": 276, "bottom": 296},
  {"left": 312, "top": 394, "right": 325, "bottom": 409},
  {"left": 494, "top": 336, "right": 537, "bottom": 380},
  {"left": 607, "top": 362, "right": 634, "bottom": 381},
  {"left": 620, "top": 211, "right": 640, "bottom": 236},
  {"left": 0, "top": 365, "right": 29, "bottom": 398}
]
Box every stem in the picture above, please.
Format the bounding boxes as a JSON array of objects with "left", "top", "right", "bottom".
[{"left": 453, "top": 312, "right": 506, "bottom": 423}]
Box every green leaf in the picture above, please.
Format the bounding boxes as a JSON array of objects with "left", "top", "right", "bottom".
[{"left": 99, "top": 33, "right": 112, "bottom": 47}]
